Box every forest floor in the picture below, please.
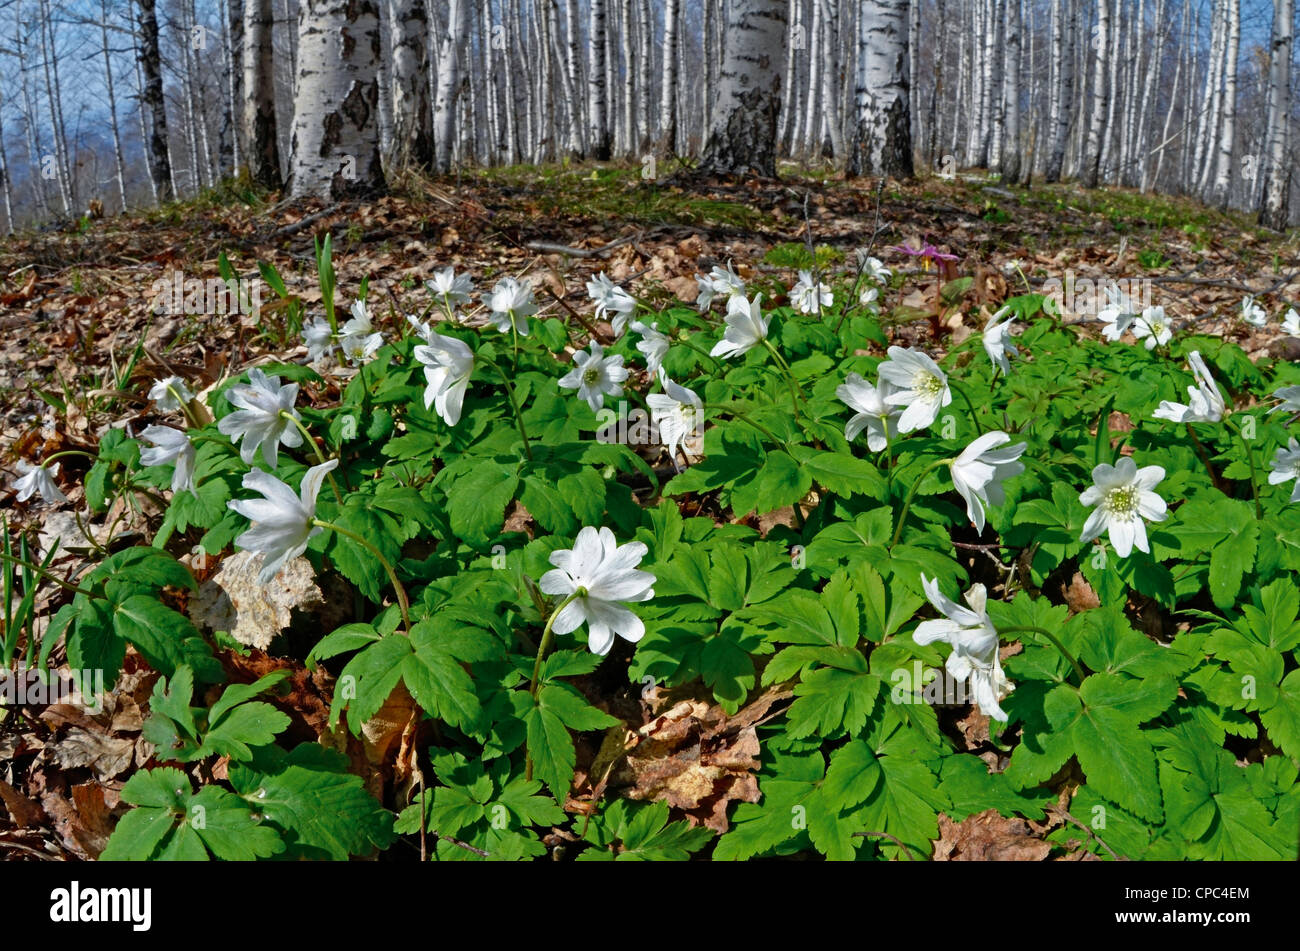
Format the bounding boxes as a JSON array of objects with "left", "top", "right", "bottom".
[{"left": 1, "top": 163, "right": 1298, "bottom": 859}]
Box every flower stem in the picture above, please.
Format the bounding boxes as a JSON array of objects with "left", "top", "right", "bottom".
[
  {"left": 528, "top": 590, "right": 582, "bottom": 699},
  {"left": 281, "top": 411, "right": 343, "bottom": 503},
  {"left": 1184, "top": 423, "right": 1226, "bottom": 493},
  {"left": 677, "top": 336, "right": 724, "bottom": 370},
  {"left": 524, "top": 588, "right": 584, "bottom": 782},
  {"left": 762, "top": 339, "right": 804, "bottom": 418},
  {"left": 951, "top": 380, "right": 982, "bottom": 432},
  {"left": 38, "top": 449, "right": 97, "bottom": 467},
  {"left": 0, "top": 549, "right": 93, "bottom": 597},
  {"left": 480, "top": 354, "right": 533, "bottom": 461},
  {"left": 721, "top": 405, "right": 792, "bottom": 452},
  {"left": 166, "top": 385, "right": 203, "bottom": 429},
  {"left": 314, "top": 519, "right": 410, "bottom": 632},
  {"left": 889, "top": 457, "right": 952, "bottom": 549},
  {"left": 1225, "top": 418, "right": 1263, "bottom": 518},
  {"left": 999, "top": 625, "right": 1087, "bottom": 684}
]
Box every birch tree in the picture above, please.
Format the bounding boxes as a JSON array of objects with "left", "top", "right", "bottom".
[
  {"left": 243, "top": 0, "right": 281, "bottom": 188},
  {"left": 1208, "top": 0, "right": 1240, "bottom": 208},
  {"left": 1081, "top": 0, "right": 1110, "bottom": 187},
  {"left": 999, "top": 0, "right": 1022, "bottom": 183},
  {"left": 433, "top": 0, "right": 470, "bottom": 172},
  {"left": 136, "top": 0, "right": 174, "bottom": 202},
  {"left": 659, "top": 0, "right": 680, "bottom": 150},
  {"left": 99, "top": 0, "right": 129, "bottom": 213},
  {"left": 1258, "top": 0, "right": 1294, "bottom": 229},
  {"left": 391, "top": 0, "right": 434, "bottom": 169},
  {"left": 287, "top": 0, "right": 385, "bottom": 198},
  {"left": 701, "top": 0, "right": 787, "bottom": 175},
  {"left": 588, "top": 0, "right": 611, "bottom": 159},
  {"left": 849, "top": 0, "right": 913, "bottom": 179}
]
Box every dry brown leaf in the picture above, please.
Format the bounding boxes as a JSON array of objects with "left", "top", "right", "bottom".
[
  {"left": 613, "top": 685, "right": 791, "bottom": 833},
  {"left": 0, "top": 778, "right": 45, "bottom": 828},
  {"left": 933, "top": 809, "right": 1052, "bottom": 861}
]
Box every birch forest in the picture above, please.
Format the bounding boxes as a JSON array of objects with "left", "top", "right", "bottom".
[
  {"left": 0, "top": 0, "right": 1295, "bottom": 227},
  {"left": 7, "top": 0, "right": 1300, "bottom": 883}
]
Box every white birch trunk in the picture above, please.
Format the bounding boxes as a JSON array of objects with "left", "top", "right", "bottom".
[
  {"left": 1081, "top": 0, "right": 1109, "bottom": 187},
  {"left": 1000, "top": 0, "right": 1021, "bottom": 182},
  {"left": 849, "top": 0, "right": 912, "bottom": 178},
  {"left": 244, "top": 0, "right": 282, "bottom": 187},
  {"left": 701, "top": 0, "right": 788, "bottom": 175},
  {"left": 433, "top": 0, "right": 469, "bottom": 172},
  {"left": 659, "top": 0, "right": 680, "bottom": 149},
  {"left": 588, "top": 0, "right": 611, "bottom": 158},
  {"left": 391, "top": 0, "right": 434, "bottom": 169},
  {"left": 1258, "top": 0, "right": 1293, "bottom": 228},
  {"left": 287, "top": 0, "right": 385, "bottom": 197},
  {"left": 1208, "top": 0, "right": 1240, "bottom": 207}
]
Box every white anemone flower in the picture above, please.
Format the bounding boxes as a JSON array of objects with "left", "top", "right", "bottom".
[
  {"left": 836, "top": 373, "right": 900, "bottom": 452},
  {"left": 586, "top": 273, "right": 637, "bottom": 336},
  {"left": 790, "top": 270, "right": 833, "bottom": 314},
  {"left": 486, "top": 277, "right": 538, "bottom": 337},
  {"left": 1097, "top": 285, "right": 1138, "bottom": 342},
  {"left": 1270, "top": 385, "right": 1300, "bottom": 415},
  {"left": 710, "top": 293, "right": 770, "bottom": 359},
  {"left": 913, "top": 574, "right": 1013, "bottom": 722},
  {"left": 139, "top": 425, "right": 196, "bottom": 494},
  {"left": 1152, "top": 350, "right": 1226, "bottom": 424},
  {"left": 14, "top": 461, "right": 66, "bottom": 505},
  {"left": 1268, "top": 438, "right": 1300, "bottom": 503},
  {"left": 149, "top": 376, "right": 195, "bottom": 413},
  {"left": 630, "top": 321, "right": 669, "bottom": 378},
  {"left": 413, "top": 332, "right": 475, "bottom": 427},
  {"left": 877, "top": 346, "right": 952, "bottom": 434},
  {"left": 1132, "top": 305, "right": 1172, "bottom": 350},
  {"left": 1282, "top": 309, "right": 1300, "bottom": 336},
  {"left": 217, "top": 368, "right": 303, "bottom": 468},
  {"left": 303, "top": 316, "right": 337, "bottom": 361},
  {"left": 707, "top": 263, "right": 747, "bottom": 300},
  {"left": 1079, "top": 456, "right": 1167, "bottom": 557},
  {"left": 539, "top": 526, "right": 656, "bottom": 656},
  {"left": 647, "top": 373, "right": 703, "bottom": 466},
  {"left": 695, "top": 274, "right": 718, "bottom": 312},
  {"left": 859, "top": 286, "right": 879, "bottom": 307},
  {"left": 426, "top": 267, "right": 473, "bottom": 311},
  {"left": 1241, "top": 295, "right": 1268, "bottom": 327},
  {"left": 856, "top": 251, "right": 892, "bottom": 284},
  {"left": 983, "top": 306, "right": 1019, "bottom": 375},
  {"left": 559, "top": 341, "right": 628, "bottom": 412},
  {"left": 228, "top": 459, "right": 338, "bottom": 584},
  {"left": 339, "top": 300, "right": 383, "bottom": 364},
  {"left": 406, "top": 313, "right": 436, "bottom": 345},
  {"left": 950, "top": 431, "right": 1027, "bottom": 533}
]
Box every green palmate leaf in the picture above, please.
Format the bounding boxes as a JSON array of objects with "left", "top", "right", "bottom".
[
  {"left": 786, "top": 664, "right": 880, "bottom": 739},
  {"left": 700, "top": 626, "right": 762, "bottom": 711},
  {"left": 728, "top": 450, "right": 811, "bottom": 516},
  {"left": 1156, "top": 730, "right": 1288, "bottom": 861},
  {"left": 325, "top": 504, "right": 404, "bottom": 603},
  {"left": 445, "top": 462, "right": 520, "bottom": 546},
  {"left": 713, "top": 749, "right": 826, "bottom": 861},
  {"left": 229, "top": 746, "right": 395, "bottom": 859},
  {"left": 102, "top": 768, "right": 284, "bottom": 861},
  {"left": 111, "top": 595, "right": 195, "bottom": 677},
  {"left": 332, "top": 634, "right": 410, "bottom": 732},
  {"left": 579, "top": 800, "right": 713, "bottom": 861},
  {"left": 1012, "top": 675, "right": 1164, "bottom": 822},
  {"left": 791, "top": 447, "right": 887, "bottom": 500},
  {"left": 1259, "top": 669, "right": 1300, "bottom": 760},
  {"left": 522, "top": 683, "right": 620, "bottom": 800}
]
